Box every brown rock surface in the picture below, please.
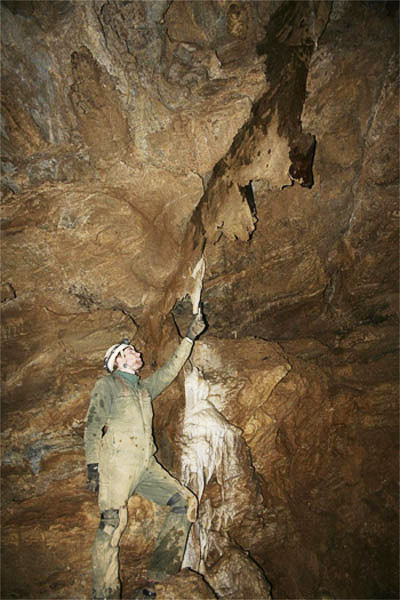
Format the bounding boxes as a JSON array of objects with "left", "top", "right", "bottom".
[{"left": 1, "top": 1, "right": 398, "bottom": 599}]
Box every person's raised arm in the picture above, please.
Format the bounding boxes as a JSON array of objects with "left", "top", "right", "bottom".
[{"left": 142, "top": 311, "right": 206, "bottom": 400}]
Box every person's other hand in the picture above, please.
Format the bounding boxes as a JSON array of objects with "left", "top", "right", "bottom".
[{"left": 87, "top": 463, "right": 99, "bottom": 493}]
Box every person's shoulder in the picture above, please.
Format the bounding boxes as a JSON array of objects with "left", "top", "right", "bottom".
[{"left": 93, "top": 373, "right": 116, "bottom": 391}]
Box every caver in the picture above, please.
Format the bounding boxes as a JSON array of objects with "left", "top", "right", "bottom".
[{"left": 84, "top": 311, "right": 206, "bottom": 599}]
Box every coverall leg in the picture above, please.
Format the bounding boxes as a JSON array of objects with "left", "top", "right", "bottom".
[
  {"left": 92, "top": 450, "right": 194, "bottom": 598},
  {"left": 134, "top": 457, "right": 194, "bottom": 582},
  {"left": 93, "top": 441, "right": 144, "bottom": 600}
]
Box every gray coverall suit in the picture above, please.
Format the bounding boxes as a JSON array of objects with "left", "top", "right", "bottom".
[{"left": 84, "top": 338, "right": 195, "bottom": 599}]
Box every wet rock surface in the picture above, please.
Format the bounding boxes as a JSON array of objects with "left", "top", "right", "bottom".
[{"left": 1, "top": 1, "right": 398, "bottom": 599}]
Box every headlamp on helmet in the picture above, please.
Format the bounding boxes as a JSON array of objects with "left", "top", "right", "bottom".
[{"left": 103, "top": 338, "right": 132, "bottom": 373}]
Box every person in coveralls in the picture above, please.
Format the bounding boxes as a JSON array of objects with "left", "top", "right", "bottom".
[{"left": 84, "top": 311, "right": 206, "bottom": 599}]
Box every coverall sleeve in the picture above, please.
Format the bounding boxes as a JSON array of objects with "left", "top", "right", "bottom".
[
  {"left": 84, "top": 377, "right": 113, "bottom": 465},
  {"left": 142, "top": 337, "right": 193, "bottom": 401}
]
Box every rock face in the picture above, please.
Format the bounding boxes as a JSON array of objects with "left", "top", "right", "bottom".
[{"left": 1, "top": 1, "right": 398, "bottom": 599}]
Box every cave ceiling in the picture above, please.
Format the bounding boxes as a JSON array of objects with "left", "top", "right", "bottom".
[{"left": 1, "top": 1, "right": 399, "bottom": 599}]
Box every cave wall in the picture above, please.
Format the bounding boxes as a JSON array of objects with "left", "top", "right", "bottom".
[{"left": 1, "top": 1, "right": 398, "bottom": 599}]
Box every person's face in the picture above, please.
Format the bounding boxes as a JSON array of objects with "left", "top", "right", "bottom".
[{"left": 116, "top": 346, "right": 143, "bottom": 372}]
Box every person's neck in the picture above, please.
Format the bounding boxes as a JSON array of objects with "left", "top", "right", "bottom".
[{"left": 117, "top": 367, "right": 137, "bottom": 375}]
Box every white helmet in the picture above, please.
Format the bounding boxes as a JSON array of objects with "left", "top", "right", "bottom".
[{"left": 103, "top": 338, "right": 132, "bottom": 373}]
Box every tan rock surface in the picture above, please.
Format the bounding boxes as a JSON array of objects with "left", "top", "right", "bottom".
[{"left": 1, "top": 2, "right": 398, "bottom": 599}]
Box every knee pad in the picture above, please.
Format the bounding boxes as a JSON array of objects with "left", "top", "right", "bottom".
[
  {"left": 99, "top": 506, "right": 128, "bottom": 548},
  {"left": 167, "top": 492, "right": 187, "bottom": 514},
  {"left": 99, "top": 509, "right": 120, "bottom": 536}
]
